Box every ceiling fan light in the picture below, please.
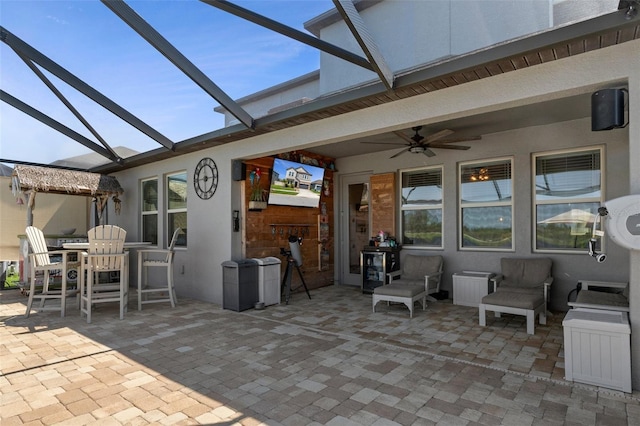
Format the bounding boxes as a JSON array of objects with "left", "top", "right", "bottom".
[
  {"left": 409, "top": 146, "right": 425, "bottom": 154},
  {"left": 469, "top": 167, "right": 490, "bottom": 181}
]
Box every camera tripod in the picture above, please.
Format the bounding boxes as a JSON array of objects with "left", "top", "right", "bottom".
[{"left": 280, "top": 247, "right": 311, "bottom": 304}]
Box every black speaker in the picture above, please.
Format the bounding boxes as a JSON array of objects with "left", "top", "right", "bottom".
[
  {"left": 591, "top": 89, "right": 625, "bottom": 131},
  {"left": 232, "top": 160, "right": 246, "bottom": 181}
]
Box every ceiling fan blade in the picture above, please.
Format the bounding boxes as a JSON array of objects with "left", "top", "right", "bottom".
[
  {"left": 428, "top": 144, "right": 471, "bottom": 150},
  {"left": 431, "top": 136, "right": 482, "bottom": 144},
  {"left": 390, "top": 147, "right": 411, "bottom": 159},
  {"left": 423, "top": 148, "right": 436, "bottom": 157},
  {"left": 392, "top": 130, "right": 415, "bottom": 144},
  {"left": 424, "top": 129, "right": 455, "bottom": 143}
]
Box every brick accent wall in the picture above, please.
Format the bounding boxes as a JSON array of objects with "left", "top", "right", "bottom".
[
  {"left": 244, "top": 152, "right": 335, "bottom": 293},
  {"left": 370, "top": 172, "right": 396, "bottom": 239}
]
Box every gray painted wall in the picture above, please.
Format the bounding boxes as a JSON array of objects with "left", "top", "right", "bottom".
[{"left": 335, "top": 117, "right": 629, "bottom": 313}]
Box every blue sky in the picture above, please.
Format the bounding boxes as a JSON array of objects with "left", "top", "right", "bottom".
[{"left": 0, "top": 0, "right": 334, "bottom": 166}]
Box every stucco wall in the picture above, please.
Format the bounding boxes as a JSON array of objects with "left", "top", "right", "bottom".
[
  {"left": 110, "top": 38, "right": 639, "bottom": 307},
  {"left": 318, "top": 0, "right": 550, "bottom": 95},
  {"left": 222, "top": 75, "right": 319, "bottom": 127},
  {"left": 336, "top": 116, "right": 629, "bottom": 312},
  {"left": 0, "top": 175, "right": 89, "bottom": 260}
]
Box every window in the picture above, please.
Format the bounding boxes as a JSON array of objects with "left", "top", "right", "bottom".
[
  {"left": 141, "top": 178, "right": 158, "bottom": 245},
  {"left": 533, "top": 147, "right": 603, "bottom": 253},
  {"left": 400, "top": 167, "right": 443, "bottom": 248},
  {"left": 167, "top": 171, "right": 187, "bottom": 247},
  {"left": 459, "top": 158, "right": 513, "bottom": 250}
]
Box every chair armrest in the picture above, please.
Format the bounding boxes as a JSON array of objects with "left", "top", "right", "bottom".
[
  {"left": 424, "top": 271, "right": 443, "bottom": 283},
  {"left": 490, "top": 274, "right": 503, "bottom": 292},
  {"left": 579, "top": 280, "right": 628, "bottom": 291},
  {"left": 29, "top": 250, "right": 84, "bottom": 262},
  {"left": 568, "top": 301, "right": 630, "bottom": 312},
  {"left": 544, "top": 280, "right": 552, "bottom": 302},
  {"left": 387, "top": 270, "right": 401, "bottom": 281},
  {"left": 48, "top": 249, "right": 83, "bottom": 256}
]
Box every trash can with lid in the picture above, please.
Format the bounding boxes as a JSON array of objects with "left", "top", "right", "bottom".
[
  {"left": 253, "top": 257, "right": 281, "bottom": 306},
  {"left": 221, "top": 259, "right": 258, "bottom": 311}
]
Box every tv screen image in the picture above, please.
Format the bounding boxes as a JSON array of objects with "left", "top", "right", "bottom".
[{"left": 268, "top": 158, "right": 325, "bottom": 208}]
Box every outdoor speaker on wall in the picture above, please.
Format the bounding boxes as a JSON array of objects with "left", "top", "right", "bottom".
[
  {"left": 232, "top": 160, "right": 246, "bottom": 181},
  {"left": 591, "top": 88, "right": 627, "bottom": 131}
]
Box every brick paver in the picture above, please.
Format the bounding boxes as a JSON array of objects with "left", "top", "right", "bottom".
[{"left": 1, "top": 285, "right": 639, "bottom": 424}]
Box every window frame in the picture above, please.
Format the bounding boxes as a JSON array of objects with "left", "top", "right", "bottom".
[
  {"left": 166, "top": 171, "right": 187, "bottom": 248},
  {"left": 532, "top": 146, "right": 604, "bottom": 254},
  {"left": 458, "top": 157, "right": 514, "bottom": 252},
  {"left": 140, "top": 177, "right": 158, "bottom": 246},
  {"left": 399, "top": 165, "right": 444, "bottom": 249}
]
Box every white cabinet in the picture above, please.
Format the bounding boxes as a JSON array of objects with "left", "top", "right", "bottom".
[
  {"left": 563, "top": 309, "right": 631, "bottom": 393},
  {"left": 452, "top": 271, "right": 494, "bottom": 307}
]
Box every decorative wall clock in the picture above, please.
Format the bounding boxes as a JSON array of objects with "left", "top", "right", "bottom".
[{"left": 193, "top": 157, "right": 218, "bottom": 199}]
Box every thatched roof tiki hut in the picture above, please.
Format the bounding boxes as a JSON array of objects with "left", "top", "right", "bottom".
[{"left": 10, "top": 165, "right": 124, "bottom": 226}]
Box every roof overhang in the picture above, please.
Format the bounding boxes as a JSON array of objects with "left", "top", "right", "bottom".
[{"left": 93, "top": 7, "right": 639, "bottom": 174}]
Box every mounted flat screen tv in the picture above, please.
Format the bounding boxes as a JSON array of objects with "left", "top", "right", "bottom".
[{"left": 268, "top": 158, "right": 325, "bottom": 208}]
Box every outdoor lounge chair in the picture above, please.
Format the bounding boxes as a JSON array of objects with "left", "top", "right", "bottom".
[
  {"left": 568, "top": 280, "right": 629, "bottom": 312},
  {"left": 478, "top": 257, "right": 553, "bottom": 335},
  {"left": 372, "top": 254, "right": 443, "bottom": 318}
]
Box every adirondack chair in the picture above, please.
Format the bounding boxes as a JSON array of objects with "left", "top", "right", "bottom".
[
  {"left": 24, "top": 226, "right": 82, "bottom": 317},
  {"left": 80, "top": 225, "right": 128, "bottom": 323},
  {"left": 137, "top": 227, "right": 182, "bottom": 310}
]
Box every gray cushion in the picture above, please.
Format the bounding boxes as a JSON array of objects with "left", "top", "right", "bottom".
[
  {"left": 482, "top": 290, "right": 544, "bottom": 310},
  {"left": 390, "top": 278, "right": 423, "bottom": 287},
  {"left": 576, "top": 290, "right": 629, "bottom": 308},
  {"left": 623, "top": 283, "right": 630, "bottom": 299},
  {"left": 374, "top": 283, "right": 425, "bottom": 298},
  {"left": 500, "top": 257, "right": 552, "bottom": 288},
  {"left": 402, "top": 255, "right": 442, "bottom": 280},
  {"left": 495, "top": 286, "right": 540, "bottom": 296}
]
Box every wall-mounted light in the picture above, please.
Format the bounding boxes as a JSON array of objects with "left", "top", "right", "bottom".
[
  {"left": 233, "top": 210, "right": 240, "bottom": 232},
  {"left": 619, "top": 0, "right": 639, "bottom": 20}
]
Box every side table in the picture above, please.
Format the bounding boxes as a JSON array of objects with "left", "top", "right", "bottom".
[{"left": 452, "top": 271, "right": 495, "bottom": 307}]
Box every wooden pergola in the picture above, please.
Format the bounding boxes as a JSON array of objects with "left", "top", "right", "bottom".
[{"left": 10, "top": 165, "right": 124, "bottom": 226}]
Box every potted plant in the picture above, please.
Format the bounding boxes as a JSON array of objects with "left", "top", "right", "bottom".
[{"left": 248, "top": 167, "right": 267, "bottom": 210}]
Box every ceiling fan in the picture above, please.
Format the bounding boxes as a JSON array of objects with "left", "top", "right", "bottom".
[{"left": 362, "top": 126, "right": 480, "bottom": 158}]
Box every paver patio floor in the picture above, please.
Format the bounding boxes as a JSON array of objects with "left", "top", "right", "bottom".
[{"left": 1, "top": 285, "right": 638, "bottom": 425}]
